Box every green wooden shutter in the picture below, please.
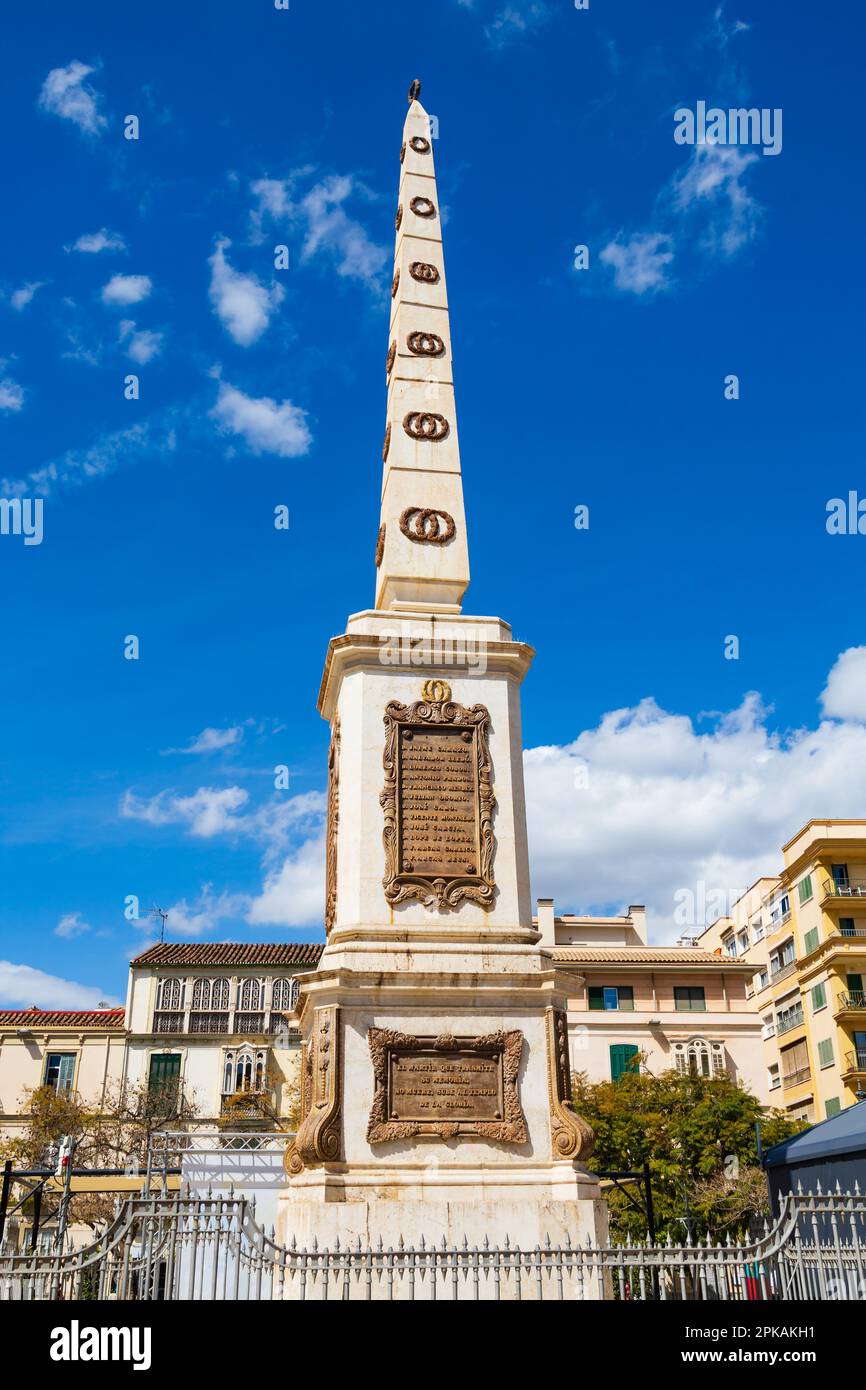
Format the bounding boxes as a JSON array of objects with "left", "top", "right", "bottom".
[
  {"left": 811, "top": 982, "right": 826, "bottom": 1011},
  {"left": 610, "top": 1044, "right": 639, "bottom": 1081},
  {"left": 817, "top": 1038, "right": 834, "bottom": 1068},
  {"left": 803, "top": 928, "right": 819, "bottom": 955},
  {"left": 798, "top": 875, "right": 813, "bottom": 904},
  {"left": 826, "top": 1098, "right": 842, "bottom": 1118}
]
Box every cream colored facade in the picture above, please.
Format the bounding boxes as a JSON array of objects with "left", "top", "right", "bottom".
[
  {"left": 0, "top": 1009, "right": 126, "bottom": 1146},
  {"left": 700, "top": 820, "right": 866, "bottom": 1124}
]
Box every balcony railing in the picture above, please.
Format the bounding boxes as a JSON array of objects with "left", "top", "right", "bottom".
[
  {"left": 149, "top": 1011, "right": 294, "bottom": 1036},
  {"left": 766, "top": 911, "right": 792, "bottom": 937},
  {"left": 823, "top": 879, "right": 866, "bottom": 899},
  {"left": 188, "top": 1012, "right": 230, "bottom": 1034},
  {"left": 152, "top": 1012, "right": 184, "bottom": 1034},
  {"left": 844, "top": 1049, "right": 866, "bottom": 1074},
  {"left": 835, "top": 991, "right": 866, "bottom": 1012},
  {"left": 234, "top": 1012, "right": 265, "bottom": 1034},
  {"left": 840, "top": 923, "right": 866, "bottom": 937},
  {"left": 769, "top": 960, "right": 798, "bottom": 985},
  {"left": 776, "top": 1010, "right": 805, "bottom": 1037},
  {"left": 781, "top": 1065, "right": 811, "bottom": 1090}
]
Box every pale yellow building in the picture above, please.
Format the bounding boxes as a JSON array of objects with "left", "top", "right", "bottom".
[{"left": 0, "top": 1007, "right": 126, "bottom": 1147}]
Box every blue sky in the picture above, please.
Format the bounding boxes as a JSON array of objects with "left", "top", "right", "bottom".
[{"left": 2, "top": 0, "right": 865, "bottom": 1007}]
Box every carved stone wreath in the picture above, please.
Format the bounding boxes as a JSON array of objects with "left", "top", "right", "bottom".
[
  {"left": 382, "top": 423, "right": 391, "bottom": 462},
  {"left": 375, "top": 522, "right": 386, "bottom": 568},
  {"left": 410, "top": 135, "right": 431, "bottom": 154},
  {"left": 409, "top": 195, "right": 436, "bottom": 219},
  {"left": 366, "top": 1027, "right": 526, "bottom": 1144},
  {"left": 410, "top": 261, "right": 440, "bottom": 284},
  {"left": 386, "top": 341, "right": 396, "bottom": 376},
  {"left": 399, "top": 506, "right": 455, "bottom": 545},
  {"left": 395, "top": 204, "right": 403, "bottom": 231},
  {"left": 403, "top": 411, "right": 449, "bottom": 442},
  {"left": 391, "top": 269, "right": 400, "bottom": 298},
  {"left": 407, "top": 330, "right": 445, "bottom": 357},
  {"left": 380, "top": 691, "right": 496, "bottom": 910},
  {"left": 399, "top": 141, "right": 406, "bottom": 164}
]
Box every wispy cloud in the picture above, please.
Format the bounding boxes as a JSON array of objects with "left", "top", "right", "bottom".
[
  {"left": 484, "top": 2, "right": 552, "bottom": 50},
  {"left": 118, "top": 319, "right": 164, "bottom": 364},
  {"left": 599, "top": 232, "right": 674, "bottom": 295},
  {"left": 210, "top": 377, "right": 312, "bottom": 458},
  {"left": 163, "top": 726, "right": 244, "bottom": 756},
  {"left": 208, "top": 237, "right": 284, "bottom": 346},
  {"left": 250, "top": 172, "right": 388, "bottom": 292},
  {"left": 121, "top": 785, "right": 249, "bottom": 838},
  {"left": 671, "top": 143, "right": 762, "bottom": 257},
  {"left": 101, "top": 273, "right": 152, "bottom": 307},
  {"left": 67, "top": 228, "right": 127, "bottom": 254},
  {"left": 54, "top": 911, "right": 91, "bottom": 939},
  {"left": 38, "top": 60, "right": 107, "bottom": 136},
  {"left": 0, "top": 415, "right": 177, "bottom": 497},
  {"left": 0, "top": 364, "right": 25, "bottom": 413},
  {"left": 10, "top": 282, "right": 45, "bottom": 311}
]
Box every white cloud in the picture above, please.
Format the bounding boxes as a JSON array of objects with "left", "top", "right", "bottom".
[
  {"left": 599, "top": 232, "right": 674, "bottom": 294},
  {"left": 246, "top": 831, "right": 326, "bottom": 928},
  {"left": 68, "top": 228, "right": 126, "bottom": 254},
  {"left": 211, "top": 379, "right": 312, "bottom": 458},
  {"left": 0, "top": 961, "right": 118, "bottom": 1010},
  {"left": 0, "top": 370, "right": 25, "bottom": 412},
  {"left": 160, "top": 886, "right": 248, "bottom": 938},
  {"left": 101, "top": 274, "right": 152, "bottom": 307},
  {"left": 10, "top": 282, "right": 44, "bottom": 311},
  {"left": 250, "top": 174, "right": 387, "bottom": 290},
  {"left": 208, "top": 238, "right": 284, "bottom": 346},
  {"left": 121, "top": 785, "right": 250, "bottom": 838},
  {"left": 118, "top": 319, "right": 163, "bottom": 364},
  {"left": 55, "top": 912, "right": 90, "bottom": 939},
  {"left": 671, "top": 144, "right": 761, "bottom": 257},
  {"left": 164, "top": 726, "right": 244, "bottom": 756},
  {"left": 820, "top": 646, "right": 866, "bottom": 723},
  {"left": 485, "top": 2, "right": 551, "bottom": 48},
  {"left": 524, "top": 658, "right": 866, "bottom": 942},
  {"left": 38, "top": 60, "right": 107, "bottom": 136},
  {"left": 1, "top": 417, "right": 176, "bottom": 497}
]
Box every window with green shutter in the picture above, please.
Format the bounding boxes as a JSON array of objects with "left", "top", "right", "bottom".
[
  {"left": 811, "top": 982, "right": 826, "bottom": 1011},
  {"left": 148, "top": 1053, "right": 181, "bottom": 1112},
  {"left": 674, "top": 986, "right": 706, "bottom": 1012},
  {"left": 609, "top": 1044, "right": 639, "bottom": 1081},
  {"left": 803, "top": 927, "right": 819, "bottom": 955},
  {"left": 798, "top": 875, "right": 813, "bottom": 905},
  {"left": 817, "top": 1038, "right": 834, "bottom": 1068},
  {"left": 588, "top": 985, "right": 634, "bottom": 1011},
  {"left": 825, "top": 1098, "right": 842, "bottom": 1118}
]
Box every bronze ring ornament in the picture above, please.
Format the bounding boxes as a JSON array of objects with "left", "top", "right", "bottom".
[
  {"left": 399, "top": 507, "right": 456, "bottom": 545},
  {"left": 403, "top": 411, "right": 449, "bottom": 442}
]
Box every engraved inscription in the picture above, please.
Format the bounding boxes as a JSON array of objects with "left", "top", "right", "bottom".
[
  {"left": 399, "top": 726, "right": 478, "bottom": 879},
  {"left": 389, "top": 1047, "right": 502, "bottom": 1123}
]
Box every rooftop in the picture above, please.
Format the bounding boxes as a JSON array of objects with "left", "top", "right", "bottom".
[
  {"left": 130, "top": 942, "right": 324, "bottom": 968},
  {"left": 551, "top": 947, "right": 751, "bottom": 967},
  {"left": 0, "top": 1008, "right": 126, "bottom": 1029}
]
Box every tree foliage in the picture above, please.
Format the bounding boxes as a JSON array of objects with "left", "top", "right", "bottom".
[{"left": 573, "top": 1067, "right": 803, "bottom": 1243}]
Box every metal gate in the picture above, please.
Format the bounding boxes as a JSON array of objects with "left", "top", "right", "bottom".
[{"left": 1, "top": 1184, "right": 864, "bottom": 1301}]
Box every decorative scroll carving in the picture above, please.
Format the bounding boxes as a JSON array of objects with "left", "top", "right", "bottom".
[
  {"left": 395, "top": 204, "right": 403, "bottom": 231},
  {"left": 399, "top": 506, "right": 456, "bottom": 545},
  {"left": 380, "top": 689, "right": 496, "bottom": 910},
  {"left": 391, "top": 269, "right": 400, "bottom": 298},
  {"left": 545, "top": 1007, "right": 595, "bottom": 1163},
  {"left": 386, "top": 340, "right": 396, "bottom": 375},
  {"left": 410, "top": 261, "right": 440, "bottom": 284},
  {"left": 294, "top": 1005, "right": 342, "bottom": 1167},
  {"left": 409, "top": 195, "right": 436, "bottom": 219},
  {"left": 324, "top": 716, "right": 340, "bottom": 934},
  {"left": 403, "top": 411, "right": 449, "bottom": 442},
  {"left": 407, "top": 330, "right": 445, "bottom": 357},
  {"left": 375, "top": 523, "right": 386, "bottom": 568},
  {"left": 285, "top": 1039, "right": 314, "bottom": 1176},
  {"left": 382, "top": 423, "right": 391, "bottom": 462},
  {"left": 366, "top": 1028, "right": 526, "bottom": 1144},
  {"left": 410, "top": 135, "right": 431, "bottom": 154}
]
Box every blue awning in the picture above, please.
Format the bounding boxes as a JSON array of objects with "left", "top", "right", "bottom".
[{"left": 764, "top": 1098, "right": 866, "bottom": 1168}]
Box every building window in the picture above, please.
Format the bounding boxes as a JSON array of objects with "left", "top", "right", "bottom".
[
  {"left": 811, "top": 982, "right": 827, "bottom": 1012},
  {"left": 148, "top": 1053, "right": 181, "bottom": 1112},
  {"left": 673, "top": 1040, "right": 725, "bottom": 1078},
  {"left": 222, "top": 1046, "right": 267, "bottom": 1095},
  {"left": 609, "top": 1044, "right": 639, "bottom": 1081},
  {"left": 191, "top": 977, "right": 229, "bottom": 1010},
  {"left": 840, "top": 918, "right": 857, "bottom": 937},
  {"left": 588, "top": 985, "right": 634, "bottom": 1011},
  {"left": 847, "top": 972, "right": 864, "bottom": 1006},
  {"left": 798, "top": 875, "right": 813, "bottom": 905},
  {"left": 723, "top": 938, "right": 737, "bottom": 958},
  {"left": 737, "top": 933, "right": 749, "bottom": 955},
  {"left": 752, "top": 921, "right": 765, "bottom": 943},
  {"left": 780, "top": 1038, "right": 810, "bottom": 1089},
  {"left": 272, "top": 977, "right": 300, "bottom": 1012},
  {"left": 768, "top": 1063, "right": 781, "bottom": 1092},
  {"left": 831, "top": 864, "right": 850, "bottom": 891},
  {"left": 817, "top": 1038, "right": 834, "bottom": 1069},
  {"left": 757, "top": 969, "right": 769, "bottom": 990},
  {"left": 803, "top": 927, "right": 819, "bottom": 955},
  {"left": 157, "top": 978, "right": 184, "bottom": 1011},
  {"left": 776, "top": 1000, "right": 804, "bottom": 1036},
  {"left": 674, "top": 986, "right": 706, "bottom": 1012},
  {"left": 826, "top": 1098, "right": 842, "bottom": 1118},
  {"left": 239, "top": 978, "right": 262, "bottom": 1011},
  {"left": 44, "top": 1053, "right": 76, "bottom": 1093}
]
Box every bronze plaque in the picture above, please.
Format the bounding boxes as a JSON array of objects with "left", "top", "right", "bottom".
[
  {"left": 381, "top": 691, "right": 496, "bottom": 910},
  {"left": 399, "top": 725, "right": 478, "bottom": 879},
  {"left": 389, "top": 1045, "right": 503, "bottom": 1124},
  {"left": 367, "top": 1029, "right": 527, "bottom": 1144}
]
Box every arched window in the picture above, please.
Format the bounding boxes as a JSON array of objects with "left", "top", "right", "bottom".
[
  {"left": 223, "top": 1053, "right": 234, "bottom": 1094},
  {"left": 158, "top": 978, "right": 183, "bottom": 1010},
  {"left": 223, "top": 1045, "right": 268, "bottom": 1095},
  {"left": 212, "top": 978, "right": 229, "bottom": 1009},
  {"left": 239, "top": 978, "right": 261, "bottom": 1011},
  {"left": 272, "top": 977, "right": 300, "bottom": 1011},
  {"left": 192, "top": 978, "right": 209, "bottom": 1010},
  {"left": 673, "top": 1039, "right": 726, "bottom": 1078}
]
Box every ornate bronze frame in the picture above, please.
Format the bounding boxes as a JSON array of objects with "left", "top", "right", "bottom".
[
  {"left": 380, "top": 692, "right": 496, "bottom": 909},
  {"left": 366, "top": 1027, "right": 527, "bottom": 1144}
]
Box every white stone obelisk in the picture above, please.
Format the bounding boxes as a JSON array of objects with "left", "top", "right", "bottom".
[{"left": 277, "top": 81, "right": 607, "bottom": 1297}]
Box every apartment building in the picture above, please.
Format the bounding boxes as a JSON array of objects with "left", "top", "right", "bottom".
[
  {"left": 0, "top": 1007, "right": 127, "bottom": 1147},
  {"left": 700, "top": 820, "right": 866, "bottom": 1123}
]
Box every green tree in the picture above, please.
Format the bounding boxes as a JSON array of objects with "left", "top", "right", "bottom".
[{"left": 573, "top": 1066, "right": 802, "bottom": 1243}]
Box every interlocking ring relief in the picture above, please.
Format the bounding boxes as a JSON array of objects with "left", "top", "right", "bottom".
[
  {"left": 409, "top": 261, "right": 440, "bottom": 283},
  {"left": 407, "top": 330, "right": 445, "bottom": 357},
  {"left": 403, "top": 411, "right": 450, "bottom": 442},
  {"left": 399, "top": 507, "right": 456, "bottom": 545}
]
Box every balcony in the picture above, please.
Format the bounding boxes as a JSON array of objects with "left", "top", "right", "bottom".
[
  {"left": 152, "top": 1012, "right": 184, "bottom": 1034},
  {"left": 766, "top": 911, "right": 793, "bottom": 939},
  {"left": 149, "top": 1011, "right": 295, "bottom": 1037},
  {"left": 781, "top": 1066, "right": 811, "bottom": 1090},
  {"left": 235, "top": 1012, "right": 265, "bottom": 1034},
  {"left": 219, "top": 1091, "right": 272, "bottom": 1123},
  {"left": 188, "top": 1012, "right": 230, "bottom": 1034},
  {"left": 822, "top": 878, "right": 866, "bottom": 904},
  {"left": 834, "top": 990, "right": 866, "bottom": 1019},
  {"left": 776, "top": 1010, "right": 805, "bottom": 1037},
  {"left": 843, "top": 1049, "right": 866, "bottom": 1077},
  {"left": 769, "top": 960, "right": 798, "bottom": 986}
]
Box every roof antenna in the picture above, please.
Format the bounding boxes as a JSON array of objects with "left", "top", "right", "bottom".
[{"left": 149, "top": 905, "right": 168, "bottom": 943}]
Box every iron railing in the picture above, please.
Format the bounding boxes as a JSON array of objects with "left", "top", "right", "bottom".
[
  {"left": 844, "top": 1050, "right": 866, "bottom": 1073},
  {"left": 836, "top": 991, "right": 866, "bottom": 1012}
]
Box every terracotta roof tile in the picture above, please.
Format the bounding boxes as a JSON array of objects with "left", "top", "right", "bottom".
[
  {"left": 0, "top": 1009, "right": 126, "bottom": 1029},
  {"left": 551, "top": 947, "right": 750, "bottom": 967},
  {"left": 130, "top": 942, "right": 324, "bottom": 968}
]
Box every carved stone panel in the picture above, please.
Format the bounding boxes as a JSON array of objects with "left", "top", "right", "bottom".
[
  {"left": 293, "top": 1005, "right": 342, "bottom": 1168},
  {"left": 367, "top": 1028, "right": 527, "bottom": 1143},
  {"left": 324, "top": 716, "right": 340, "bottom": 934},
  {"left": 381, "top": 692, "right": 496, "bottom": 910},
  {"left": 545, "top": 1007, "right": 595, "bottom": 1163},
  {"left": 409, "top": 261, "right": 440, "bottom": 284}
]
